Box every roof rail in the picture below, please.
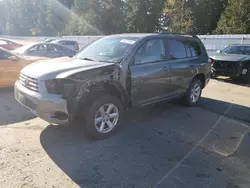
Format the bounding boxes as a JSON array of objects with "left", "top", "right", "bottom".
[{"left": 158, "top": 32, "right": 198, "bottom": 38}]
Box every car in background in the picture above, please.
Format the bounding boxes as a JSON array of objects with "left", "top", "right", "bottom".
[
  {"left": 42, "top": 38, "right": 56, "bottom": 43},
  {"left": 211, "top": 44, "right": 250, "bottom": 83},
  {"left": 51, "top": 40, "right": 79, "bottom": 51},
  {"left": 0, "top": 47, "right": 47, "bottom": 87},
  {"left": 0, "top": 39, "right": 23, "bottom": 50},
  {"left": 14, "top": 33, "right": 211, "bottom": 139},
  {"left": 13, "top": 43, "right": 76, "bottom": 58}
]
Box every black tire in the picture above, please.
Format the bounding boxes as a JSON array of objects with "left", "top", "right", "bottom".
[
  {"left": 83, "top": 95, "right": 123, "bottom": 140},
  {"left": 184, "top": 78, "right": 202, "bottom": 107}
]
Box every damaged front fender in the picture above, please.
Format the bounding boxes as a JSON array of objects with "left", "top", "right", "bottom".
[{"left": 61, "top": 64, "right": 126, "bottom": 121}]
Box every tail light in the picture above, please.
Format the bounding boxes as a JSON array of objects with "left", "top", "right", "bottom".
[{"left": 208, "top": 58, "right": 214, "bottom": 65}]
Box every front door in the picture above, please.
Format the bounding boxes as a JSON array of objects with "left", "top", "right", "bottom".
[
  {"left": 130, "top": 39, "right": 172, "bottom": 106},
  {"left": 166, "top": 39, "right": 199, "bottom": 95},
  {"left": 27, "top": 44, "right": 47, "bottom": 57}
]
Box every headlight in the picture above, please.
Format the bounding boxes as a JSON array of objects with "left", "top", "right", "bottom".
[
  {"left": 45, "top": 79, "right": 57, "bottom": 94},
  {"left": 45, "top": 79, "right": 76, "bottom": 96}
]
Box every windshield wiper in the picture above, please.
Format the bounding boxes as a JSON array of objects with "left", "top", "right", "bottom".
[{"left": 81, "top": 57, "right": 96, "bottom": 62}]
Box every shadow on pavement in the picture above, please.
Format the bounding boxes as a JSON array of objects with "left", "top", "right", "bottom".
[
  {"left": 0, "top": 90, "right": 35, "bottom": 125},
  {"left": 40, "top": 99, "right": 250, "bottom": 187},
  {"left": 214, "top": 77, "right": 250, "bottom": 88},
  {"left": 198, "top": 97, "right": 250, "bottom": 123}
]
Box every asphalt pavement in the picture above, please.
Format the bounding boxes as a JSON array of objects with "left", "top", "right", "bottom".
[{"left": 0, "top": 78, "right": 250, "bottom": 188}]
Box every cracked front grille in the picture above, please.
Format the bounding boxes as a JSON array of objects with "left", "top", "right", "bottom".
[
  {"left": 19, "top": 73, "right": 39, "bottom": 92},
  {"left": 213, "top": 60, "right": 238, "bottom": 69}
]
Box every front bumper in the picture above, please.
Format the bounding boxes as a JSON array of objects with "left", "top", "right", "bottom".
[{"left": 14, "top": 81, "right": 69, "bottom": 124}]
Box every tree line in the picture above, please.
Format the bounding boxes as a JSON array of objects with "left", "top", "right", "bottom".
[{"left": 0, "top": 0, "right": 249, "bottom": 36}]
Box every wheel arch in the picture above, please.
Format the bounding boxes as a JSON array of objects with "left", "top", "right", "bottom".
[
  {"left": 192, "top": 73, "right": 206, "bottom": 88},
  {"left": 83, "top": 81, "right": 129, "bottom": 109}
]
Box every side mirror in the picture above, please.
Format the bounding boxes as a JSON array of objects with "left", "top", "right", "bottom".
[
  {"left": 8, "top": 56, "right": 18, "bottom": 61},
  {"left": 216, "top": 50, "right": 222, "bottom": 54}
]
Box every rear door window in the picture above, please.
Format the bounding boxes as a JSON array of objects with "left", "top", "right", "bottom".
[
  {"left": 28, "top": 45, "right": 40, "bottom": 53},
  {"left": 47, "top": 44, "right": 68, "bottom": 52},
  {"left": 59, "top": 41, "right": 67, "bottom": 45},
  {"left": 167, "top": 39, "right": 187, "bottom": 60},
  {"left": 67, "top": 41, "right": 75, "bottom": 45},
  {"left": 186, "top": 41, "right": 201, "bottom": 57},
  {"left": 134, "top": 39, "right": 165, "bottom": 65}
]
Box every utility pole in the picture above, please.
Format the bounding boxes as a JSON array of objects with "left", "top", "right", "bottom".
[{"left": 180, "top": 0, "right": 187, "bottom": 33}]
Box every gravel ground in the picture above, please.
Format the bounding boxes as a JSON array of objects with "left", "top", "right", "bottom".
[{"left": 0, "top": 78, "right": 250, "bottom": 188}]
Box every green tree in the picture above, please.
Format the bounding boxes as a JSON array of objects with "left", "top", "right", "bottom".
[
  {"left": 126, "top": 0, "right": 165, "bottom": 33},
  {"left": 191, "top": 0, "right": 228, "bottom": 34},
  {"left": 64, "top": 0, "right": 103, "bottom": 35},
  {"left": 65, "top": 0, "right": 126, "bottom": 35},
  {"left": 163, "top": 0, "right": 193, "bottom": 33},
  {"left": 216, "top": 0, "right": 250, "bottom": 34}
]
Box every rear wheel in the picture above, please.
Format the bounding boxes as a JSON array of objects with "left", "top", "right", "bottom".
[
  {"left": 84, "top": 95, "right": 123, "bottom": 140},
  {"left": 184, "top": 78, "right": 202, "bottom": 106}
]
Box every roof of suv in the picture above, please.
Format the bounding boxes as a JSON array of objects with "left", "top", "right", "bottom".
[
  {"left": 111, "top": 33, "right": 198, "bottom": 39},
  {"left": 53, "top": 39, "right": 77, "bottom": 43}
]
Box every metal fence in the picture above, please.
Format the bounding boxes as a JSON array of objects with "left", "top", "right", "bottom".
[
  {"left": 198, "top": 35, "right": 250, "bottom": 56},
  {"left": 63, "top": 34, "right": 250, "bottom": 56},
  {"left": 2, "top": 34, "right": 250, "bottom": 56}
]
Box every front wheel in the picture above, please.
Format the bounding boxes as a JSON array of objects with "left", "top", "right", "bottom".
[
  {"left": 184, "top": 79, "right": 202, "bottom": 107},
  {"left": 241, "top": 68, "right": 250, "bottom": 84},
  {"left": 84, "top": 95, "right": 123, "bottom": 140}
]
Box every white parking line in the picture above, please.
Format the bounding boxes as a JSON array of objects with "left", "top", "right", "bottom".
[{"left": 153, "top": 101, "right": 233, "bottom": 188}]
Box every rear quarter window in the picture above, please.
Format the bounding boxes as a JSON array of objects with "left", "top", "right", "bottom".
[
  {"left": 167, "top": 38, "right": 202, "bottom": 60},
  {"left": 185, "top": 41, "right": 201, "bottom": 57}
]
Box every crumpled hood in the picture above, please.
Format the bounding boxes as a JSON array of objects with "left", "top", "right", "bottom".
[
  {"left": 21, "top": 57, "right": 114, "bottom": 80},
  {"left": 211, "top": 53, "right": 250, "bottom": 62}
]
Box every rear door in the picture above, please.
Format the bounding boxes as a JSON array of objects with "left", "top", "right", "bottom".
[
  {"left": 166, "top": 38, "right": 200, "bottom": 95},
  {"left": 130, "top": 38, "right": 172, "bottom": 106},
  {"left": 58, "top": 41, "right": 72, "bottom": 50},
  {"left": 45, "top": 44, "right": 62, "bottom": 58}
]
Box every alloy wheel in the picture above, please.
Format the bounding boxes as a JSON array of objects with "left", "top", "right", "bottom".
[
  {"left": 190, "top": 83, "right": 201, "bottom": 103},
  {"left": 94, "top": 103, "right": 119, "bottom": 134}
]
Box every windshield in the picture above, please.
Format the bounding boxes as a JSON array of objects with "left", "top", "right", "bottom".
[
  {"left": 222, "top": 45, "right": 250, "bottom": 55},
  {"left": 75, "top": 36, "right": 139, "bottom": 63},
  {"left": 13, "top": 44, "right": 34, "bottom": 54}
]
